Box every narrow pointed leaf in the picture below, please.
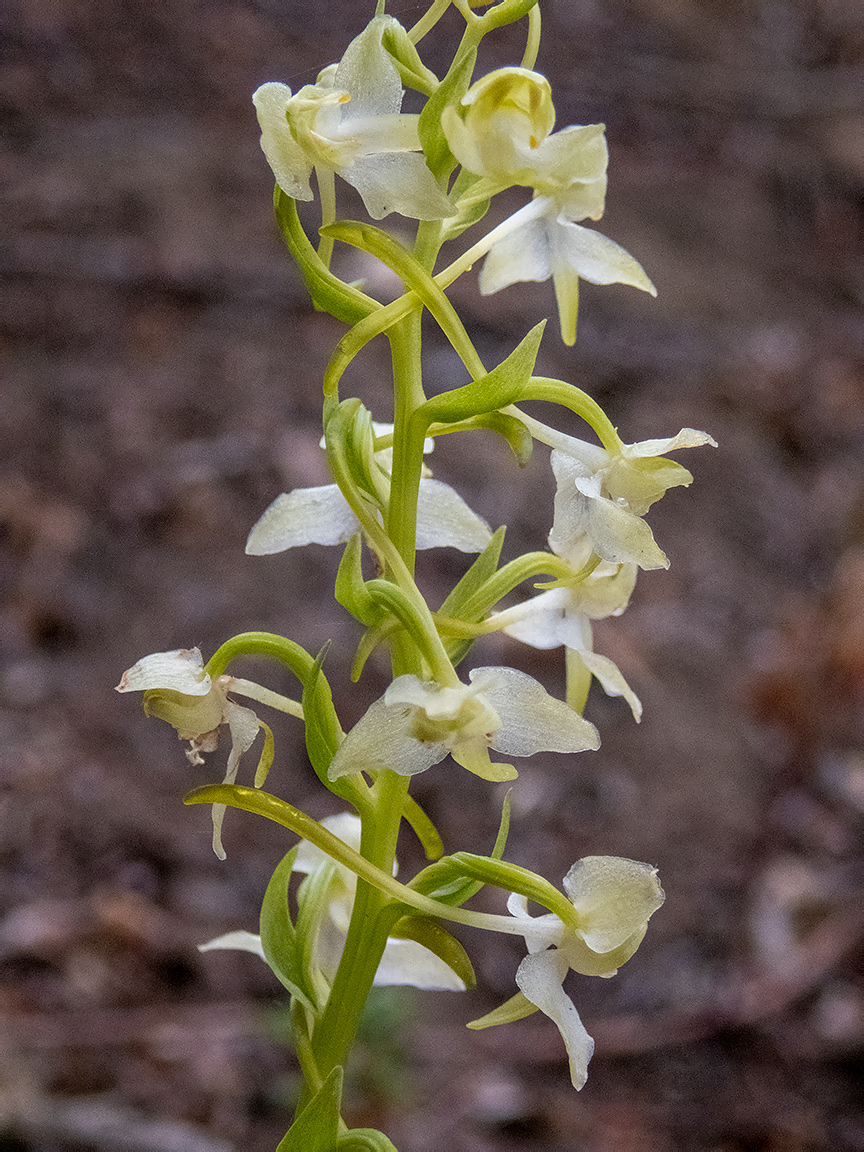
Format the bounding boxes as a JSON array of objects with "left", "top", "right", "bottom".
[
  {"left": 418, "top": 47, "right": 477, "bottom": 178},
  {"left": 402, "top": 793, "right": 444, "bottom": 861},
  {"left": 259, "top": 847, "right": 318, "bottom": 1013},
  {"left": 414, "top": 322, "right": 546, "bottom": 428},
  {"left": 335, "top": 535, "right": 382, "bottom": 627},
  {"left": 438, "top": 526, "right": 506, "bottom": 619},
  {"left": 275, "top": 1066, "right": 343, "bottom": 1152},
  {"left": 301, "top": 645, "right": 345, "bottom": 786}
]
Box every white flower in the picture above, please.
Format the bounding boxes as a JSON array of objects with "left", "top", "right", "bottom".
[
  {"left": 245, "top": 424, "right": 492, "bottom": 556},
  {"left": 200, "top": 814, "right": 466, "bottom": 992},
  {"left": 478, "top": 205, "right": 656, "bottom": 346},
  {"left": 328, "top": 667, "right": 600, "bottom": 783},
  {"left": 548, "top": 428, "right": 718, "bottom": 570},
  {"left": 486, "top": 857, "right": 664, "bottom": 1090},
  {"left": 501, "top": 559, "right": 642, "bottom": 720},
  {"left": 253, "top": 16, "right": 452, "bottom": 220},
  {"left": 115, "top": 648, "right": 261, "bottom": 860},
  {"left": 441, "top": 68, "right": 655, "bottom": 344}
]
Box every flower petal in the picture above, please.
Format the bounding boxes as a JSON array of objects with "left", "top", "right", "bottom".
[
  {"left": 415, "top": 478, "right": 492, "bottom": 552},
  {"left": 551, "top": 258, "right": 581, "bottom": 346},
  {"left": 571, "top": 564, "right": 638, "bottom": 620},
  {"left": 470, "top": 667, "right": 600, "bottom": 755},
  {"left": 549, "top": 451, "right": 669, "bottom": 570},
  {"left": 515, "top": 950, "right": 594, "bottom": 1090},
  {"left": 211, "top": 699, "right": 261, "bottom": 861},
  {"left": 115, "top": 647, "right": 211, "bottom": 695},
  {"left": 479, "top": 216, "right": 552, "bottom": 295},
  {"left": 563, "top": 856, "right": 665, "bottom": 954},
  {"left": 345, "top": 152, "right": 453, "bottom": 220},
  {"left": 533, "top": 123, "right": 608, "bottom": 196},
  {"left": 573, "top": 647, "right": 642, "bottom": 722},
  {"left": 627, "top": 429, "right": 718, "bottom": 457},
  {"left": 245, "top": 486, "right": 360, "bottom": 554},
  {"left": 503, "top": 588, "right": 573, "bottom": 650},
  {"left": 198, "top": 930, "right": 266, "bottom": 960},
  {"left": 327, "top": 696, "right": 447, "bottom": 780},
  {"left": 554, "top": 218, "right": 656, "bottom": 294},
  {"left": 252, "top": 82, "right": 314, "bottom": 200},
  {"left": 334, "top": 15, "right": 404, "bottom": 119}
]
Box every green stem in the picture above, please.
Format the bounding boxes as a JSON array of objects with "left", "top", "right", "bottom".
[
  {"left": 409, "top": 0, "right": 451, "bottom": 44},
  {"left": 315, "top": 166, "right": 337, "bottom": 267},
  {"left": 206, "top": 631, "right": 318, "bottom": 683},
  {"left": 310, "top": 770, "right": 411, "bottom": 1081},
  {"left": 521, "top": 1, "right": 541, "bottom": 70},
  {"left": 386, "top": 309, "right": 427, "bottom": 582}
]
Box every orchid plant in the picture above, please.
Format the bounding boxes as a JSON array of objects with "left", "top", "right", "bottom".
[{"left": 117, "top": 3, "right": 714, "bottom": 1147}]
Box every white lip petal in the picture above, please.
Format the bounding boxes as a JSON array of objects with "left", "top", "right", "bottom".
[
  {"left": 245, "top": 487, "right": 360, "bottom": 554},
  {"left": 415, "top": 479, "right": 492, "bottom": 552},
  {"left": 574, "top": 648, "right": 643, "bottom": 722},
  {"left": 515, "top": 950, "right": 594, "bottom": 1090}
]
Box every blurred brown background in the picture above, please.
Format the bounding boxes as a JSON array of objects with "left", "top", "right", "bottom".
[{"left": 1, "top": 1, "right": 862, "bottom": 1149}]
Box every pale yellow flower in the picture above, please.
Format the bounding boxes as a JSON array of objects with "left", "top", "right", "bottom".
[{"left": 253, "top": 16, "right": 451, "bottom": 220}]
